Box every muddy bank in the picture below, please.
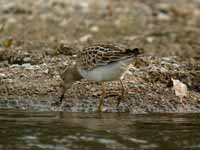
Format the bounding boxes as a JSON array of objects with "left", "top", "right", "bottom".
[{"left": 0, "top": 0, "right": 199, "bottom": 113}]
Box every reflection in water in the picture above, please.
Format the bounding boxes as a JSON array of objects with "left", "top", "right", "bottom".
[{"left": 0, "top": 109, "right": 200, "bottom": 150}]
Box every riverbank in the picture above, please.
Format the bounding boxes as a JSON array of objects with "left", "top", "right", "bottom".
[{"left": 0, "top": 0, "right": 199, "bottom": 113}]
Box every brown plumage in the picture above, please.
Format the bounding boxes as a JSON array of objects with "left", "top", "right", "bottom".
[
  {"left": 77, "top": 43, "right": 141, "bottom": 70},
  {"left": 56, "top": 44, "right": 143, "bottom": 111}
]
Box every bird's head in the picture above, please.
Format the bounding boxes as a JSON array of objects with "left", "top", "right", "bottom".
[{"left": 60, "top": 65, "right": 82, "bottom": 90}]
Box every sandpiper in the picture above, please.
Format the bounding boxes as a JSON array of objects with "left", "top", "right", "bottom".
[{"left": 58, "top": 44, "right": 143, "bottom": 111}]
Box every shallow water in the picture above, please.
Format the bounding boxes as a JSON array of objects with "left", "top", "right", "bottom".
[{"left": 0, "top": 109, "right": 200, "bottom": 150}]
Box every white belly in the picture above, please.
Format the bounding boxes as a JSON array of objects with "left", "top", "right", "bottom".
[{"left": 78, "top": 59, "right": 132, "bottom": 81}]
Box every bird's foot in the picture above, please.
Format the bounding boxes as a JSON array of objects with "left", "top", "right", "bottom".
[
  {"left": 96, "top": 98, "right": 104, "bottom": 112},
  {"left": 51, "top": 94, "right": 64, "bottom": 106}
]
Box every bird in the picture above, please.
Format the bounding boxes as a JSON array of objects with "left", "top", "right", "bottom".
[{"left": 58, "top": 43, "right": 143, "bottom": 111}]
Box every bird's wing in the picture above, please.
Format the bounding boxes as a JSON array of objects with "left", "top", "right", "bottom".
[{"left": 77, "top": 44, "right": 142, "bottom": 70}]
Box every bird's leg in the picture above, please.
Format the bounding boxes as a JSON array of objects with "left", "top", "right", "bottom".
[
  {"left": 60, "top": 83, "right": 67, "bottom": 104},
  {"left": 97, "top": 82, "right": 105, "bottom": 112},
  {"left": 117, "top": 79, "right": 126, "bottom": 106},
  {"left": 52, "top": 83, "right": 66, "bottom": 106}
]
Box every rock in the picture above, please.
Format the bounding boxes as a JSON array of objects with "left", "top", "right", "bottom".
[
  {"left": 90, "top": 26, "right": 99, "bottom": 32},
  {"left": 0, "top": 73, "right": 6, "bottom": 79},
  {"left": 79, "top": 34, "right": 92, "bottom": 43},
  {"left": 21, "top": 63, "right": 33, "bottom": 69},
  {"left": 146, "top": 37, "right": 154, "bottom": 43},
  {"left": 157, "top": 12, "right": 171, "bottom": 21},
  {"left": 172, "top": 78, "right": 189, "bottom": 104},
  {"left": 23, "top": 57, "right": 31, "bottom": 63}
]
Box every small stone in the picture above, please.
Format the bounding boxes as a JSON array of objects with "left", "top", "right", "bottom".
[
  {"left": 42, "top": 69, "right": 49, "bottom": 74},
  {"left": 23, "top": 57, "right": 31, "bottom": 63},
  {"left": 157, "top": 12, "right": 171, "bottom": 21},
  {"left": 10, "top": 64, "right": 20, "bottom": 68},
  {"left": 172, "top": 78, "right": 189, "bottom": 104},
  {"left": 21, "top": 63, "right": 33, "bottom": 69},
  {"left": 90, "top": 26, "right": 99, "bottom": 32},
  {"left": 146, "top": 37, "right": 154, "bottom": 43},
  {"left": 79, "top": 34, "right": 92, "bottom": 43},
  {"left": 0, "top": 73, "right": 6, "bottom": 79}
]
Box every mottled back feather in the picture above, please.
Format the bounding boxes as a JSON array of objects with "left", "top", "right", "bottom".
[{"left": 76, "top": 44, "right": 142, "bottom": 70}]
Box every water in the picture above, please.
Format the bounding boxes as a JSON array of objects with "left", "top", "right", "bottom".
[{"left": 0, "top": 109, "right": 200, "bottom": 150}]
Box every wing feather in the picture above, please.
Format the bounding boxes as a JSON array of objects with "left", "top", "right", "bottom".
[{"left": 77, "top": 44, "right": 141, "bottom": 70}]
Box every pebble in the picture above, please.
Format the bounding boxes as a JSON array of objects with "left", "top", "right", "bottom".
[
  {"left": 157, "top": 12, "right": 171, "bottom": 21},
  {"left": 23, "top": 57, "right": 31, "bottom": 63},
  {"left": 146, "top": 37, "right": 154, "bottom": 43},
  {"left": 79, "top": 34, "right": 92, "bottom": 43},
  {"left": 90, "top": 26, "right": 99, "bottom": 32},
  {"left": 0, "top": 73, "right": 6, "bottom": 79}
]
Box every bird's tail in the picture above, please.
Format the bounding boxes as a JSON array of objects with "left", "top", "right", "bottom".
[{"left": 125, "top": 48, "right": 144, "bottom": 57}]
